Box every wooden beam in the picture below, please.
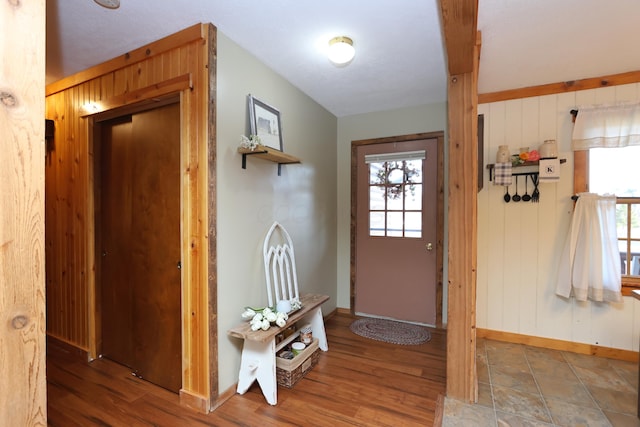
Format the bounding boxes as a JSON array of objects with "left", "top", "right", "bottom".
[
  {"left": 1, "top": 0, "right": 47, "bottom": 426},
  {"left": 478, "top": 69, "right": 640, "bottom": 104},
  {"left": 441, "top": 0, "right": 481, "bottom": 396},
  {"left": 440, "top": 0, "right": 479, "bottom": 75}
]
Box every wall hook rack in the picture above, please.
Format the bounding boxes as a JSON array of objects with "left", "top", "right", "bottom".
[{"left": 486, "top": 158, "right": 566, "bottom": 182}]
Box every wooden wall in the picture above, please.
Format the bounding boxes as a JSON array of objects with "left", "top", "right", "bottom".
[
  {"left": 45, "top": 24, "right": 216, "bottom": 411},
  {"left": 1, "top": 1, "right": 47, "bottom": 425}
]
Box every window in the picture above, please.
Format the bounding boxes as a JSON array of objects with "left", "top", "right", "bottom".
[
  {"left": 575, "top": 147, "right": 640, "bottom": 293},
  {"left": 366, "top": 153, "right": 424, "bottom": 238}
]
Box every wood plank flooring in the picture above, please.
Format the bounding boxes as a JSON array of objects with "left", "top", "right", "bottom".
[{"left": 47, "top": 313, "right": 446, "bottom": 426}]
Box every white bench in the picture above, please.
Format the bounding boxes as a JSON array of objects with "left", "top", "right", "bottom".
[{"left": 227, "top": 222, "right": 328, "bottom": 405}]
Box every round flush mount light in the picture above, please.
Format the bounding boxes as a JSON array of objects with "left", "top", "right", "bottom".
[
  {"left": 94, "top": 0, "right": 120, "bottom": 9},
  {"left": 328, "top": 36, "right": 355, "bottom": 65}
]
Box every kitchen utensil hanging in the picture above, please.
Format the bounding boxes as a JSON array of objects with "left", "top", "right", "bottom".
[
  {"left": 501, "top": 172, "right": 540, "bottom": 203},
  {"left": 512, "top": 176, "right": 521, "bottom": 202}
]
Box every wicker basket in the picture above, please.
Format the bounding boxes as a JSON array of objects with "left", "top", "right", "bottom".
[{"left": 276, "top": 338, "right": 320, "bottom": 388}]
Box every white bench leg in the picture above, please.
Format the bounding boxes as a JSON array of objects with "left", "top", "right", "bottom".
[
  {"left": 236, "top": 339, "right": 277, "bottom": 405},
  {"left": 302, "top": 307, "right": 328, "bottom": 351}
]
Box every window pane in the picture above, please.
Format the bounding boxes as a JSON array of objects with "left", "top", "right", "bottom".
[
  {"left": 387, "top": 189, "right": 404, "bottom": 210},
  {"left": 387, "top": 212, "right": 403, "bottom": 237},
  {"left": 631, "top": 243, "right": 640, "bottom": 276},
  {"left": 370, "top": 212, "right": 385, "bottom": 236},
  {"left": 590, "top": 146, "right": 640, "bottom": 196},
  {"left": 405, "top": 159, "right": 423, "bottom": 183},
  {"left": 632, "top": 204, "right": 640, "bottom": 238},
  {"left": 369, "top": 185, "right": 385, "bottom": 210},
  {"left": 406, "top": 184, "right": 422, "bottom": 210},
  {"left": 387, "top": 162, "right": 404, "bottom": 184},
  {"left": 617, "top": 205, "right": 629, "bottom": 238},
  {"left": 405, "top": 212, "right": 422, "bottom": 238}
]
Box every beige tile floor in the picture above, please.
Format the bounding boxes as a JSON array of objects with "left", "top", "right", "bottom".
[{"left": 442, "top": 338, "right": 640, "bottom": 426}]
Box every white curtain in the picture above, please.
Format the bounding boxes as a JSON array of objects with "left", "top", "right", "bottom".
[
  {"left": 572, "top": 102, "right": 640, "bottom": 150},
  {"left": 556, "top": 193, "right": 622, "bottom": 303}
]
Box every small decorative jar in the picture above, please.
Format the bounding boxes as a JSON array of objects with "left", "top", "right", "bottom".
[
  {"left": 539, "top": 140, "right": 558, "bottom": 159},
  {"left": 496, "top": 145, "right": 510, "bottom": 163},
  {"left": 300, "top": 325, "right": 313, "bottom": 344}
]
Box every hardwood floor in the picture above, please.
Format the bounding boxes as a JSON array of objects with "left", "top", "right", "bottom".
[{"left": 47, "top": 313, "right": 446, "bottom": 426}]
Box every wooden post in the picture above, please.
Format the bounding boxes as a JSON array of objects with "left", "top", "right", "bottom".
[
  {"left": 440, "top": 0, "right": 480, "bottom": 402},
  {"left": 0, "top": 0, "right": 47, "bottom": 425},
  {"left": 446, "top": 69, "right": 478, "bottom": 401}
]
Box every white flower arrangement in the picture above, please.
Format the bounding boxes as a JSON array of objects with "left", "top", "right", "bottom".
[
  {"left": 242, "top": 306, "right": 289, "bottom": 331},
  {"left": 241, "top": 298, "right": 302, "bottom": 331},
  {"left": 239, "top": 134, "right": 262, "bottom": 151}
]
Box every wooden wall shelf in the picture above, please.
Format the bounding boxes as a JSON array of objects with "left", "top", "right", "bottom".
[
  {"left": 487, "top": 158, "right": 566, "bottom": 181},
  {"left": 238, "top": 144, "right": 301, "bottom": 176}
]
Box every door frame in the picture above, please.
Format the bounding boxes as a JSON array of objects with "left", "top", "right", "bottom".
[
  {"left": 350, "top": 132, "right": 445, "bottom": 326},
  {"left": 84, "top": 80, "right": 215, "bottom": 411}
]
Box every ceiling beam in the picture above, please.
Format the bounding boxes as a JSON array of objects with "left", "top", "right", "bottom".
[{"left": 439, "top": 0, "right": 479, "bottom": 75}]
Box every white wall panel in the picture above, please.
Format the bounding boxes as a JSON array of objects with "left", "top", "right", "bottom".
[
  {"left": 477, "top": 104, "right": 490, "bottom": 328},
  {"left": 478, "top": 84, "right": 640, "bottom": 351}
]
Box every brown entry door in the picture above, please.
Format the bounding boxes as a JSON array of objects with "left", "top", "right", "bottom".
[
  {"left": 99, "top": 102, "right": 181, "bottom": 392},
  {"left": 355, "top": 138, "right": 438, "bottom": 325}
]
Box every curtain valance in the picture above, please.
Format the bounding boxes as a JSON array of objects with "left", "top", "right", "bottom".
[{"left": 572, "top": 102, "right": 640, "bottom": 150}]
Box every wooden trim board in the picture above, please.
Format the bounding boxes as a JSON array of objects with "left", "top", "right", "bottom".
[{"left": 477, "top": 328, "right": 639, "bottom": 362}]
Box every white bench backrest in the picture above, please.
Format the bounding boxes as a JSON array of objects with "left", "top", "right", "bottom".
[{"left": 263, "top": 222, "right": 300, "bottom": 307}]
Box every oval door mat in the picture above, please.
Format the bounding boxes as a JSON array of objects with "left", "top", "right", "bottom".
[{"left": 349, "top": 317, "right": 431, "bottom": 345}]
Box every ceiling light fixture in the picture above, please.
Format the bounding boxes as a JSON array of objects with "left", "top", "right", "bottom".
[
  {"left": 94, "top": 0, "right": 120, "bottom": 9},
  {"left": 328, "top": 36, "right": 355, "bottom": 65}
]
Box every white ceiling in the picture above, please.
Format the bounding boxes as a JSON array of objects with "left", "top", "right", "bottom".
[{"left": 46, "top": 0, "right": 640, "bottom": 118}]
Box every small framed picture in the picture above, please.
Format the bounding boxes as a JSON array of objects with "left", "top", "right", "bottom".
[{"left": 248, "top": 95, "right": 283, "bottom": 151}]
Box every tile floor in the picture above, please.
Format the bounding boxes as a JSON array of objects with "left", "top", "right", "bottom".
[{"left": 442, "top": 338, "right": 640, "bottom": 426}]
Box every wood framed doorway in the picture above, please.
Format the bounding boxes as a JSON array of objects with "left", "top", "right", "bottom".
[
  {"left": 94, "top": 100, "right": 182, "bottom": 392},
  {"left": 82, "top": 80, "right": 214, "bottom": 411},
  {"left": 350, "top": 132, "right": 445, "bottom": 326}
]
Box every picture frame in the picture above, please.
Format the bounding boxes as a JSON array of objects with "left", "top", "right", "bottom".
[{"left": 248, "top": 94, "right": 283, "bottom": 151}]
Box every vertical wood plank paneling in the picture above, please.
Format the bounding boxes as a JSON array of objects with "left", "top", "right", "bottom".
[
  {"left": 45, "top": 24, "right": 214, "bottom": 410},
  {"left": 0, "top": 0, "right": 47, "bottom": 425},
  {"left": 536, "top": 94, "right": 568, "bottom": 339},
  {"left": 479, "top": 82, "right": 640, "bottom": 352},
  {"left": 518, "top": 98, "right": 540, "bottom": 335},
  {"left": 485, "top": 102, "right": 506, "bottom": 330},
  {"left": 502, "top": 99, "right": 523, "bottom": 332},
  {"left": 476, "top": 104, "right": 489, "bottom": 328}
]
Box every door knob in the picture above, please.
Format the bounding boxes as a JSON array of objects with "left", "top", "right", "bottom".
[{"left": 426, "top": 243, "right": 433, "bottom": 251}]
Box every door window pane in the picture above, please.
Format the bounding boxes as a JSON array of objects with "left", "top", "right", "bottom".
[
  {"left": 406, "top": 184, "right": 422, "bottom": 210},
  {"left": 370, "top": 212, "right": 385, "bottom": 236},
  {"left": 369, "top": 185, "right": 385, "bottom": 210},
  {"left": 387, "top": 212, "right": 403, "bottom": 237},
  {"left": 405, "top": 212, "right": 422, "bottom": 238}
]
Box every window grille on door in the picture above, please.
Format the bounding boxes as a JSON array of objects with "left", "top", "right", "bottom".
[{"left": 365, "top": 151, "right": 425, "bottom": 238}]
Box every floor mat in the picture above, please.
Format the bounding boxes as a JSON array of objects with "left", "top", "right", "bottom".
[{"left": 349, "top": 317, "right": 431, "bottom": 345}]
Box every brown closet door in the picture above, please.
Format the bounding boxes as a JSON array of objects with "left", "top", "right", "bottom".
[
  {"left": 100, "top": 102, "right": 181, "bottom": 392},
  {"left": 100, "top": 116, "right": 135, "bottom": 368}
]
